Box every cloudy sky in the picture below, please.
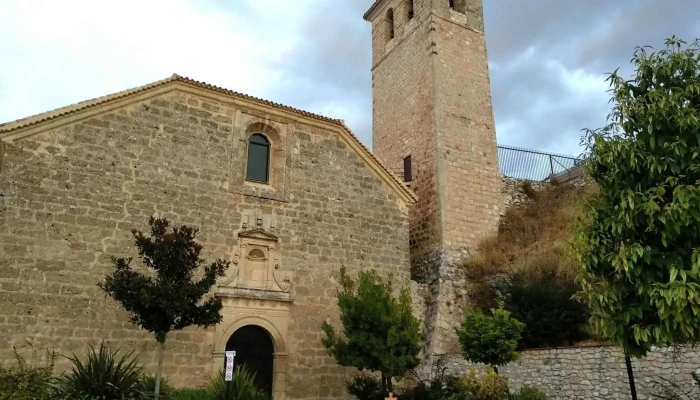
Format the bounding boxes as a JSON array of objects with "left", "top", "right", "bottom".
[{"left": 1, "top": 0, "right": 699, "bottom": 158}]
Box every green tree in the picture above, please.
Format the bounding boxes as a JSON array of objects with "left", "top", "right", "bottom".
[
  {"left": 321, "top": 266, "right": 422, "bottom": 393},
  {"left": 576, "top": 36, "right": 700, "bottom": 398},
  {"left": 99, "top": 217, "right": 229, "bottom": 399},
  {"left": 455, "top": 303, "right": 524, "bottom": 373}
]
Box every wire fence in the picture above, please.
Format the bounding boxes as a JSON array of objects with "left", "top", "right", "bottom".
[{"left": 497, "top": 145, "right": 583, "bottom": 182}]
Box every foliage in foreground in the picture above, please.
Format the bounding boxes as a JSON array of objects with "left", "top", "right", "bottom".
[
  {"left": 208, "top": 367, "right": 269, "bottom": 400},
  {"left": 346, "top": 373, "right": 386, "bottom": 400},
  {"left": 510, "top": 386, "right": 548, "bottom": 400},
  {"left": 575, "top": 36, "right": 700, "bottom": 357},
  {"left": 171, "top": 387, "right": 213, "bottom": 400},
  {"left": 456, "top": 304, "right": 524, "bottom": 370},
  {"left": 322, "top": 266, "right": 422, "bottom": 392},
  {"left": 458, "top": 367, "right": 510, "bottom": 400},
  {"left": 99, "top": 216, "right": 230, "bottom": 397},
  {"left": 0, "top": 347, "right": 55, "bottom": 400},
  {"left": 51, "top": 343, "right": 146, "bottom": 400},
  {"left": 499, "top": 273, "right": 590, "bottom": 349}
]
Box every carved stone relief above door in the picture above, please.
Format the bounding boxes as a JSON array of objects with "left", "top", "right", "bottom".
[{"left": 217, "top": 224, "right": 293, "bottom": 301}]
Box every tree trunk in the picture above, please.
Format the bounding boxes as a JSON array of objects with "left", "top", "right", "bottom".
[
  {"left": 154, "top": 340, "right": 167, "bottom": 400},
  {"left": 387, "top": 375, "right": 393, "bottom": 393},
  {"left": 624, "top": 348, "right": 638, "bottom": 400},
  {"left": 381, "top": 373, "right": 387, "bottom": 393}
]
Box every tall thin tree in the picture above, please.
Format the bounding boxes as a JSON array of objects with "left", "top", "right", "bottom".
[{"left": 99, "top": 217, "right": 229, "bottom": 399}]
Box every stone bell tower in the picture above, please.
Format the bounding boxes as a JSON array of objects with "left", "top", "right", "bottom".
[{"left": 364, "top": 0, "right": 501, "bottom": 359}]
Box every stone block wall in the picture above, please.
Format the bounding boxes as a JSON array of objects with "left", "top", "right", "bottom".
[
  {"left": 440, "top": 346, "right": 700, "bottom": 399},
  {"left": 0, "top": 88, "right": 411, "bottom": 398},
  {"left": 371, "top": 0, "right": 442, "bottom": 284}
]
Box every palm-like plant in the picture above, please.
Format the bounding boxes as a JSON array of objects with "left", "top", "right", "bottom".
[
  {"left": 207, "top": 366, "right": 268, "bottom": 400},
  {"left": 52, "top": 342, "right": 146, "bottom": 400}
]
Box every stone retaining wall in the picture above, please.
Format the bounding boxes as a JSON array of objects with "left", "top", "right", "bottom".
[{"left": 440, "top": 345, "right": 700, "bottom": 399}]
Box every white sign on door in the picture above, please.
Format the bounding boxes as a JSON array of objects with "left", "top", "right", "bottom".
[{"left": 225, "top": 351, "right": 236, "bottom": 382}]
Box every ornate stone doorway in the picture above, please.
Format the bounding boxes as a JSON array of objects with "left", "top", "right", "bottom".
[{"left": 226, "top": 325, "right": 275, "bottom": 397}]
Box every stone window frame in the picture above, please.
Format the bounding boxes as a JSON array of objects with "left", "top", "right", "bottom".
[
  {"left": 245, "top": 132, "right": 272, "bottom": 184},
  {"left": 236, "top": 115, "right": 288, "bottom": 199}
]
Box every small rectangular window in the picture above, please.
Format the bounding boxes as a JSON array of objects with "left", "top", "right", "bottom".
[{"left": 403, "top": 155, "right": 413, "bottom": 182}]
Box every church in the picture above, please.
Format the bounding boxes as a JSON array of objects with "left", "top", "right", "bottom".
[{"left": 0, "top": 0, "right": 501, "bottom": 399}]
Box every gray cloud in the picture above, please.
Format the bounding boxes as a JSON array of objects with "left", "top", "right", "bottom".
[{"left": 3, "top": 0, "right": 699, "bottom": 159}]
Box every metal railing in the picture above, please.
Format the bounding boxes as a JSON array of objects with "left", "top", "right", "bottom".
[{"left": 497, "top": 145, "right": 583, "bottom": 182}]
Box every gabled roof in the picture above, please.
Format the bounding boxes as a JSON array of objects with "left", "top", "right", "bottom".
[{"left": 0, "top": 74, "right": 417, "bottom": 204}]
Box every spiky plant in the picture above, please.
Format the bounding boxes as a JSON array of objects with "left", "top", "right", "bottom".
[
  {"left": 207, "top": 366, "right": 268, "bottom": 400},
  {"left": 52, "top": 342, "right": 146, "bottom": 400}
]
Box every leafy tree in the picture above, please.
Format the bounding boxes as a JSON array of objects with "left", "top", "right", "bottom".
[
  {"left": 99, "top": 217, "right": 229, "bottom": 399},
  {"left": 576, "top": 36, "right": 700, "bottom": 398},
  {"left": 321, "top": 266, "right": 422, "bottom": 393},
  {"left": 455, "top": 303, "right": 524, "bottom": 373}
]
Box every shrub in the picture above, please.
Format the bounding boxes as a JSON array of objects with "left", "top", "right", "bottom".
[
  {"left": 208, "top": 366, "right": 268, "bottom": 400},
  {"left": 52, "top": 342, "right": 146, "bottom": 400},
  {"left": 140, "top": 374, "right": 176, "bottom": 398},
  {"left": 0, "top": 347, "right": 55, "bottom": 400},
  {"left": 173, "top": 387, "right": 213, "bottom": 400},
  {"left": 499, "top": 273, "right": 590, "bottom": 349},
  {"left": 511, "top": 385, "right": 548, "bottom": 400},
  {"left": 456, "top": 304, "right": 524, "bottom": 370},
  {"left": 346, "top": 374, "right": 384, "bottom": 400},
  {"left": 457, "top": 367, "right": 509, "bottom": 400}
]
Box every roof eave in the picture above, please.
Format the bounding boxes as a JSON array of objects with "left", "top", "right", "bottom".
[{"left": 363, "top": 0, "right": 391, "bottom": 21}]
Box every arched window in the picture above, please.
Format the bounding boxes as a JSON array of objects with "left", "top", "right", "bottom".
[
  {"left": 246, "top": 133, "right": 270, "bottom": 183},
  {"left": 386, "top": 8, "right": 395, "bottom": 40},
  {"left": 407, "top": 0, "right": 414, "bottom": 19}
]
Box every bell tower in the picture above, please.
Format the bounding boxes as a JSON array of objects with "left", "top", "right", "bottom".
[{"left": 364, "top": 0, "right": 501, "bottom": 357}]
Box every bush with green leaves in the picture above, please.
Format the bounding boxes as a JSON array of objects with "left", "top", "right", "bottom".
[
  {"left": 346, "top": 374, "right": 385, "bottom": 400},
  {"left": 457, "top": 367, "right": 509, "bottom": 400},
  {"left": 51, "top": 342, "right": 147, "bottom": 400},
  {"left": 208, "top": 366, "right": 269, "bottom": 400},
  {"left": 499, "top": 273, "right": 589, "bottom": 349},
  {"left": 0, "top": 347, "right": 55, "bottom": 400},
  {"left": 141, "top": 374, "right": 176, "bottom": 399},
  {"left": 322, "top": 266, "right": 422, "bottom": 392},
  {"left": 172, "top": 387, "right": 213, "bottom": 400},
  {"left": 510, "top": 385, "right": 548, "bottom": 400},
  {"left": 455, "top": 304, "right": 524, "bottom": 371}
]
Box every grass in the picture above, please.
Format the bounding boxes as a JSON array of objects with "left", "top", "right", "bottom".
[{"left": 464, "top": 180, "right": 596, "bottom": 310}]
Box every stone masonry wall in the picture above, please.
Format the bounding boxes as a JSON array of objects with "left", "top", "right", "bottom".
[
  {"left": 371, "top": 0, "right": 441, "bottom": 284},
  {"left": 368, "top": 0, "right": 501, "bottom": 371},
  {"left": 0, "top": 89, "right": 411, "bottom": 399},
  {"left": 429, "top": 4, "right": 502, "bottom": 356},
  {"left": 441, "top": 346, "right": 700, "bottom": 399}
]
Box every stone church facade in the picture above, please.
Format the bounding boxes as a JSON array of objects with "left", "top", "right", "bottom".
[{"left": 0, "top": 0, "right": 499, "bottom": 399}]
